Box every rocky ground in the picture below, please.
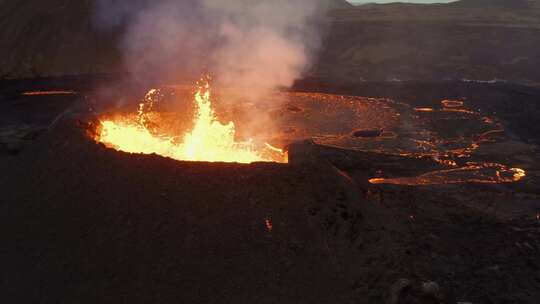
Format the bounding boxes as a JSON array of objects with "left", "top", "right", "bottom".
[{"left": 1, "top": 76, "right": 539, "bottom": 303}]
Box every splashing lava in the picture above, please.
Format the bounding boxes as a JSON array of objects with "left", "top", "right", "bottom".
[{"left": 96, "top": 78, "right": 286, "bottom": 164}]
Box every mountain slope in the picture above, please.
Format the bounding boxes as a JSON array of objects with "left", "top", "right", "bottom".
[
  {"left": 0, "top": 0, "right": 121, "bottom": 78},
  {"left": 2, "top": 0, "right": 540, "bottom": 86},
  {"left": 450, "top": 0, "right": 534, "bottom": 8}
]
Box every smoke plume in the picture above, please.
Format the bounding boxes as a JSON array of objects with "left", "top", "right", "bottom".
[{"left": 94, "top": 0, "right": 327, "bottom": 98}]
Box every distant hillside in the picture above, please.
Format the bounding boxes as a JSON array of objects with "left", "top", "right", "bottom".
[
  {"left": 325, "top": 0, "right": 353, "bottom": 9},
  {"left": 0, "top": 0, "right": 121, "bottom": 78},
  {"left": 451, "top": 0, "right": 533, "bottom": 8},
  {"left": 317, "top": 0, "right": 540, "bottom": 86},
  {"left": 2, "top": 0, "right": 540, "bottom": 86}
]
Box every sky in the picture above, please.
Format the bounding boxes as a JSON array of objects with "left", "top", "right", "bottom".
[{"left": 348, "top": 0, "right": 457, "bottom": 4}]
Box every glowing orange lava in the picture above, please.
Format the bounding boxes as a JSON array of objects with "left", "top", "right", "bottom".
[
  {"left": 22, "top": 90, "right": 77, "bottom": 96},
  {"left": 96, "top": 79, "right": 286, "bottom": 164},
  {"left": 369, "top": 163, "right": 526, "bottom": 186},
  {"left": 414, "top": 107, "right": 435, "bottom": 112}
]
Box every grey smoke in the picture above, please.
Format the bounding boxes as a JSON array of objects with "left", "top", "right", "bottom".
[
  {"left": 93, "top": 0, "right": 151, "bottom": 29},
  {"left": 94, "top": 0, "right": 327, "bottom": 98}
]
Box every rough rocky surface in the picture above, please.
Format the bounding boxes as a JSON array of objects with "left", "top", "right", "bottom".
[{"left": 2, "top": 116, "right": 389, "bottom": 303}]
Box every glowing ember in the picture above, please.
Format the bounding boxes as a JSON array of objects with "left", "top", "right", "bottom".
[
  {"left": 414, "top": 107, "right": 435, "bottom": 112},
  {"left": 96, "top": 78, "right": 286, "bottom": 164},
  {"left": 441, "top": 99, "right": 464, "bottom": 108},
  {"left": 265, "top": 218, "right": 273, "bottom": 233}
]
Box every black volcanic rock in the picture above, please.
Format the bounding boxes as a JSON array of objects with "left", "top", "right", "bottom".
[{"left": 0, "top": 114, "right": 400, "bottom": 303}]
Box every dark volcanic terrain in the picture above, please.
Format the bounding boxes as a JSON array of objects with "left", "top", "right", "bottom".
[
  {"left": 1, "top": 76, "right": 540, "bottom": 303},
  {"left": 2, "top": 0, "right": 540, "bottom": 303}
]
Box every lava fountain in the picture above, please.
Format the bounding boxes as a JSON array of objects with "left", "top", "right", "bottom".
[{"left": 96, "top": 78, "right": 286, "bottom": 164}]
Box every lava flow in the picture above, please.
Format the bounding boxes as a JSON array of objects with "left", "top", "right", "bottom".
[
  {"left": 96, "top": 79, "right": 286, "bottom": 164},
  {"left": 369, "top": 163, "right": 526, "bottom": 186},
  {"left": 22, "top": 90, "right": 76, "bottom": 96}
]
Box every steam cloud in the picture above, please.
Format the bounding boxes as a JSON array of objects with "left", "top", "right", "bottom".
[{"left": 94, "top": 0, "right": 327, "bottom": 98}]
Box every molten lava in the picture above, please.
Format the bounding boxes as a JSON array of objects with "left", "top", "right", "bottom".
[
  {"left": 369, "top": 163, "right": 526, "bottom": 186},
  {"left": 22, "top": 90, "right": 76, "bottom": 96},
  {"left": 96, "top": 79, "right": 286, "bottom": 164}
]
